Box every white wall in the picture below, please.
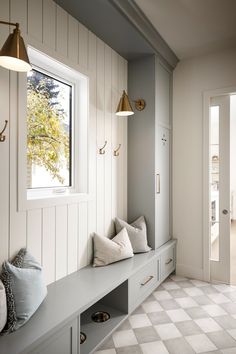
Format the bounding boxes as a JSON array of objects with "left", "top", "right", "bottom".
[
  {"left": 173, "top": 48, "right": 236, "bottom": 279},
  {"left": 0, "top": 0, "right": 127, "bottom": 284},
  {"left": 230, "top": 95, "right": 236, "bottom": 220}
]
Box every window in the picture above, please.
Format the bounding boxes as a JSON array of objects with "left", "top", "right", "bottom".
[
  {"left": 27, "top": 69, "right": 72, "bottom": 189},
  {"left": 18, "top": 47, "right": 89, "bottom": 209}
]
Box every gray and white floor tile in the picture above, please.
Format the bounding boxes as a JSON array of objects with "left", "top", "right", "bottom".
[{"left": 95, "top": 276, "right": 236, "bottom": 353}]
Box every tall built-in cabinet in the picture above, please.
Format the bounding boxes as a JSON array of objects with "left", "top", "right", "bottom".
[{"left": 128, "top": 55, "right": 172, "bottom": 249}]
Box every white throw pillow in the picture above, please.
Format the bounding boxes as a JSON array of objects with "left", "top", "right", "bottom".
[
  {"left": 93, "top": 228, "right": 134, "bottom": 267},
  {"left": 114, "top": 216, "right": 151, "bottom": 253},
  {"left": 0, "top": 280, "right": 7, "bottom": 332}
]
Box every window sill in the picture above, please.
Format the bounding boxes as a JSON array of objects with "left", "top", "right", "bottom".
[{"left": 19, "top": 192, "right": 91, "bottom": 211}]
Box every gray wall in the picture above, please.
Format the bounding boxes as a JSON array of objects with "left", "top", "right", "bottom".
[{"left": 128, "top": 55, "right": 156, "bottom": 248}]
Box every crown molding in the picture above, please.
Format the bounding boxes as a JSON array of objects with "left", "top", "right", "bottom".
[{"left": 110, "top": 0, "right": 179, "bottom": 70}]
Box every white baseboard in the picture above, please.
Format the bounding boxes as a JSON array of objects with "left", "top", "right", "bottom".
[{"left": 176, "top": 263, "right": 204, "bottom": 281}]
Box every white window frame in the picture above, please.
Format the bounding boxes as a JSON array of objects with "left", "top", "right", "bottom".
[{"left": 18, "top": 47, "right": 89, "bottom": 210}]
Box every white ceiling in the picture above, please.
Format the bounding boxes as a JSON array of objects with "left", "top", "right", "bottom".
[{"left": 135, "top": 0, "right": 236, "bottom": 59}]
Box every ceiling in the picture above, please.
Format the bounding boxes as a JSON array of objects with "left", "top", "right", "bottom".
[
  {"left": 134, "top": 0, "right": 236, "bottom": 59},
  {"left": 54, "top": 0, "right": 154, "bottom": 61},
  {"left": 54, "top": 0, "right": 236, "bottom": 62}
]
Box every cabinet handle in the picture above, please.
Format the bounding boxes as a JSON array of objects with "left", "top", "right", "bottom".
[
  {"left": 156, "top": 174, "right": 160, "bottom": 194},
  {"left": 140, "top": 275, "right": 154, "bottom": 286},
  {"left": 165, "top": 258, "right": 173, "bottom": 265}
]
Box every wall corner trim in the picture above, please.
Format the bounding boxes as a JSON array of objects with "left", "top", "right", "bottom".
[{"left": 176, "top": 263, "right": 204, "bottom": 281}]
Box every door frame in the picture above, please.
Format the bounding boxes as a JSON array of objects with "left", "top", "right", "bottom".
[{"left": 203, "top": 86, "right": 236, "bottom": 282}]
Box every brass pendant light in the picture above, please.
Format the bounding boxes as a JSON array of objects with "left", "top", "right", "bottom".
[
  {"left": 116, "top": 90, "right": 134, "bottom": 116},
  {"left": 0, "top": 21, "right": 31, "bottom": 72}
]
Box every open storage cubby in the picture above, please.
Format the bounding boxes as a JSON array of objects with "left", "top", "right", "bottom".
[{"left": 80, "top": 281, "right": 128, "bottom": 354}]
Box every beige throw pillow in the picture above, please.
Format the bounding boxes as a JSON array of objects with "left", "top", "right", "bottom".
[
  {"left": 0, "top": 280, "right": 7, "bottom": 332},
  {"left": 93, "top": 228, "right": 134, "bottom": 267},
  {"left": 114, "top": 216, "right": 151, "bottom": 253}
]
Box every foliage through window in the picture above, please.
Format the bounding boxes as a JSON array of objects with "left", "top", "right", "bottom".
[{"left": 27, "top": 69, "right": 72, "bottom": 189}]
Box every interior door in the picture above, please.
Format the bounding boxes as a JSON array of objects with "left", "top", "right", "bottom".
[{"left": 210, "top": 95, "right": 230, "bottom": 283}]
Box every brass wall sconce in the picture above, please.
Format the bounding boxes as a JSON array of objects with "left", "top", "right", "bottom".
[
  {"left": 114, "top": 144, "right": 121, "bottom": 157},
  {"left": 115, "top": 90, "right": 146, "bottom": 116},
  {"left": 0, "top": 20, "right": 31, "bottom": 72},
  {"left": 116, "top": 90, "right": 134, "bottom": 116},
  {"left": 0, "top": 120, "right": 8, "bottom": 142},
  {"left": 99, "top": 141, "right": 107, "bottom": 155}
]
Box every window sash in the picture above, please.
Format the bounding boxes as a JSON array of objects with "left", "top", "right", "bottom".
[{"left": 17, "top": 46, "right": 89, "bottom": 210}]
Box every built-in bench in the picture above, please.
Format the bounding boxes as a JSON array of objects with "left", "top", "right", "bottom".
[{"left": 0, "top": 239, "right": 176, "bottom": 354}]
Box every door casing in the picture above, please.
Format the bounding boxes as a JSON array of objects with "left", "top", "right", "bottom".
[{"left": 203, "top": 86, "right": 236, "bottom": 283}]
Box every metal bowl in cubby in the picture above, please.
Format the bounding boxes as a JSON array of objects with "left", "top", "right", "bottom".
[
  {"left": 80, "top": 332, "right": 87, "bottom": 344},
  {"left": 91, "top": 311, "right": 110, "bottom": 323}
]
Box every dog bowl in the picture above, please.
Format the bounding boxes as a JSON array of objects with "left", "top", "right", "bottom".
[
  {"left": 80, "top": 332, "right": 86, "bottom": 344},
  {"left": 91, "top": 311, "right": 110, "bottom": 323}
]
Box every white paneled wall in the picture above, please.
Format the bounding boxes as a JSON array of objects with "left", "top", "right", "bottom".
[{"left": 0, "top": 0, "right": 127, "bottom": 284}]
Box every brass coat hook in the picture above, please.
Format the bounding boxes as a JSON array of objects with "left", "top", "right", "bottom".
[
  {"left": 114, "top": 144, "right": 121, "bottom": 157},
  {"left": 99, "top": 140, "right": 107, "bottom": 155},
  {"left": 0, "top": 120, "right": 8, "bottom": 142}
]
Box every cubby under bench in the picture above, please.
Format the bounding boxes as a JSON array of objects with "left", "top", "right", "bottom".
[{"left": 0, "top": 239, "right": 176, "bottom": 354}]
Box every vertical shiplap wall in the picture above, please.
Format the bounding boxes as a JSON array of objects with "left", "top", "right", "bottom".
[{"left": 0, "top": 0, "right": 127, "bottom": 285}]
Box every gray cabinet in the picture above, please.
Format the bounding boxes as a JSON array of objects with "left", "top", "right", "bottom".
[
  {"left": 128, "top": 257, "right": 160, "bottom": 312},
  {"left": 160, "top": 241, "right": 176, "bottom": 281},
  {"left": 155, "top": 127, "right": 170, "bottom": 248},
  {"left": 128, "top": 55, "right": 172, "bottom": 250},
  {"left": 31, "top": 320, "right": 77, "bottom": 354}
]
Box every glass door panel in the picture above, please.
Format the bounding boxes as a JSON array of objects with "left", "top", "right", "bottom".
[{"left": 210, "top": 106, "right": 219, "bottom": 261}]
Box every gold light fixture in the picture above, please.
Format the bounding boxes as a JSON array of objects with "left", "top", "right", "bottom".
[
  {"left": 115, "top": 90, "right": 146, "bottom": 116},
  {"left": 0, "top": 20, "right": 31, "bottom": 72},
  {"left": 116, "top": 90, "right": 134, "bottom": 116}
]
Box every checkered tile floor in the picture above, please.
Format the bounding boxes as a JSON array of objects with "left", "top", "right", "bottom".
[{"left": 95, "top": 275, "right": 236, "bottom": 354}]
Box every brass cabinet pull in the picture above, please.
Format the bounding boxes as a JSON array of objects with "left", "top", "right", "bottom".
[
  {"left": 140, "top": 275, "right": 154, "bottom": 286},
  {"left": 165, "top": 258, "right": 173, "bottom": 265},
  {"left": 156, "top": 174, "right": 160, "bottom": 194}
]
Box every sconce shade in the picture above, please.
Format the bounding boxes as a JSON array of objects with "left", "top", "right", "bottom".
[
  {"left": 0, "top": 26, "right": 31, "bottom": 72},
  {"left": 116, "top": 90, "right": 134, "bottom": 116}
]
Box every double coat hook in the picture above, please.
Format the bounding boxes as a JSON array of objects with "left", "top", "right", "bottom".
[{"left": 98, "top": 141, "right": 122, "bottom": 157}]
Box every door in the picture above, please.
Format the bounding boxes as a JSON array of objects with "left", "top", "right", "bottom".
[
  {"left": 31, "top": 319, "right": 77, "bottom": 354},
  {"left": 210, "top": 95, "right": 230, "bottom": 283},
  {"left": 155, "top": 126, "right": 170, "bottom": 248}
]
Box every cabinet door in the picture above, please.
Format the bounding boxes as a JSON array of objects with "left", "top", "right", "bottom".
[
  {"left": 155, "top": 127, "right": 170, "bottom": 248},
  {"left": 31, "top": 319, "right": 78, "bottom": 354},
  {"left": 129, "top": 258, "right": 160, "bottom": 312}
]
